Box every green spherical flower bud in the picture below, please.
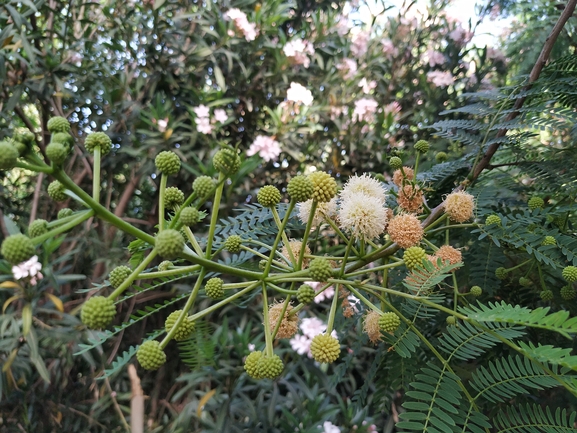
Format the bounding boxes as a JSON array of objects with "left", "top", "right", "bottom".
[
  {"left": 57, "top": 208, "right": 73, "bottom": 219},
  {"left": 47, "top": 180, "right": 67, "bottom": 202},
  {"left": 540, "top": 289, "right": 554, "bottom": 301},
  {"left": 205, "top": 277, "right": 224, "bottom": 299},
  {"left": 389, "top": 156, "right": 402, "bottom": 170},
  {"left": 224, "top": 235, "right": 242, "bottom": 253},
  {"left": 245, "top": 350, "right": 264, "bottom": 379},
  {"left": 446, "top": 316, "right": 456, "bottom": 326},
  {"left": 414, "top": 140, "right": 430, "bottom": 153},
  {"left": 1, "top": 234, "right": 36, "bottom": 264},
  {"left": 485, "top": 215, "right": 502, "bottom": 226},
  {"left": 310, "top": 334, "right": 340, "bottom": 364},
  {"left": 378, "top": 312, "right": 401, "bottom": 333},
  {"left": 470, "top": 286, "right": 482, "bottom": 297},
  {"left": 14, "top": 141, "right": 29, "bottom": 157},
  {"left": 257, "top": 185, "right": 281, "bottom": 208},
  {"left": 80, "top": 296, "right": 116, "bottom": 329},
  {"left": 403, "top": 246, "right": 426, "bottom": 270},
  {"left": 47, "top": 116, "right": 70, "bottom": 133},
  {"left": 287, "top": 175, "right": 314, "bottom": 203},
  {"left": 495, "top": 267, "right": 507, "bottom": 280},
  {"left": 19, "top": 130, "right": 36, "bottom": 146},
  {"left": 435, "top": 152, "right": 448, "bottom": 163},
  {"left": 155, "top": 151, "right": 181, "bottom": 175},
  {"left": 562, "top": 266, "right": 577, "bottom": 283},
  {"left": 528, "top": 196, "right": 544, "bottom": 210},
  {"left": 46, "top": 142, "right": 69, "bottom": 165},
  {"left": 519, "top": 277, "right": 532, "bottom": 287},
  {"left": 296, "top": 284, "right": 316, "bottom": 304},
  {"left": 155, "top": 229, "right": 185, "bottom": 259},
  {"left": 259, "top": 259, "right": 267, "bottom": 270},
  {"left": 165, "top": 310, "right": 195, "bottom": 341},
  {"left": 192, "top": 176, "right": 215, "bottom": 198},
  {"left": 164, "top": 187, "right": 185, "bottom": 209},
  {"left": 309, "top": 258, "right": 333, "bottom": 282},
  {"left": 28, "top": 219, "right": 48, "bottom": 238},
  {"left": 84, "top": 132, "right": 112, "bottom": 156},
  {"left": 257, "top": 354, "right": 284, "bottom": 379},
  {"left": 213, "top": 147, "right": 241, "bottom": 175},
  {"left": 308, "top": 171, "right": 337, "bottom": 203},
  {"left": 0, "top": 141, "right": 19, "bottom": 170},
  {"left": 541, "top": 236, "right": 556, "bottom": 246},
  {"left": 561, "top": 285, "right": 576, "bottom": 300},
  {"left": 51, "top": 132, "right": 74, "bottom": 149},
  {"left": 136, "top": 340, "right": 166, "bottom": 370},
  {"left": 109, "top": 265, "right": 132, "bottom": 289},
  {"left": 158, "top": 260, "right": 173, "bottom": 271},
  {"left": 180, "top": 207, "right": 200, "bottom": 227}
]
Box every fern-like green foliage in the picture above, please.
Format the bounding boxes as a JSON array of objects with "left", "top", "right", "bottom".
[
  {"left": 177, "top": 320, "right": 216, "bottom": 370},
  {"left": 494, "top": 404, "right": 577, "bottom": 433},
  {"left": 403, "top": 259, "right": 462, "bottom": 295}
]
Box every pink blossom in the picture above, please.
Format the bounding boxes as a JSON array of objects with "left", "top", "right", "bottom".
[
  {"left": 352, "top": 98, "right": 378, "bottom": 123},
  {"left": 351, "top": 30, "right": 369, "bottom": 57},
  {"left": 248, "top": 343, "right": 256, "bottom": 351},
  {"left": 12, "top": 256, "right": 43, "bottom": 285},
  {"left": 358, "top": 78, "right": 377, "bottom": 94},
  {"left": 283, "top": 38, "right": 315, "bottom": 68},
  {"left": 289, "top": 335, "right": 311, "bottom": 355},
  {"left": 213, "top": 109, "right": 228, "bottom": 123},
  {"left": 336, "top": 58, "right": 357, "bottom": 80},
  {"left": 314, "top": 285, "right": 335, "bottom": 303},
  {"left": 383, "top": 101, "right": 402, "bottom": 121},
  {"left": 195, "top": 117, "right": 213, "bottom": 134},
  {"left": 321, "top": 421, "right": 340, "bottom": 433},
  {"left": 223, "top": 8, "right": 258, "bottom": 41},
  {"left": 193, "top": 105, "right": 210, "bottom": 118},
  {"left": 381, "top": 38, "right": 398, "bottom": 57},
  {"left": 423, "top": 49, "right": 445, "bottom": 67},
  {"left": 448, "top": 26, "right": 473, "bottom": 45},
  {"left": 427, "top": 70, "right": 454, "bottom": 88},
  {"left": 246, "top": 135, "right": 282, "bottom": 162},
  {"left": 335, "top": 15, "right": 350, "bottom": 36},
  {"left": 287, "top": 82, "right": 314, "bottom": 106}
]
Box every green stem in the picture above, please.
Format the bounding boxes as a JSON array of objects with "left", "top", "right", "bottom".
[
  {"left": 262, "top": 201, "right": 296, "bottom": 277},
  {"left": 261, "top": 282, "right": 274, "bottom": 357},
  {"left": 326, "top": 283, "right": 340, "bottom": 334},
  {"left": 158, "top": 173, "right": 168, "bottom": 231},
  {"left": 270, "top": 295, "right": 292, "bottom": 340},
  {"left": 205, "top": 172, "right": 226, "bottom": 257},
  {"left": 423, "top": 213, "right": 448, "bottom": 232},
  {"left": 32, "top": 210, "right": 94, "bottom": 245},
  {"left": 136, "top": 265, "right": 202, "bottom": 279},
  {"left": 108, "top": 250, "right": 158, "bottom": 300},
  {"left": 271, "top": 206, "right": 296, "bottom": 265},
  {"left": 345, "top": 260, "right": 404, "bottom": 278},
  {"left": 93, "top": 147, "right": 101, "bottom": 203},
  {"left": 413, "top": 152, "right": 421, "bottom": 177},
  {"left": 182, "top": 226, "right": 204, "bottom": 256},
  {"left": 189, "top": 282, "right": 259, "bottom": 322},
  {"left": 267, "top": 282, "right": 298, "bottom": 295},
  {"left": 15, "top": 162, "right": 53, "bottom": 173},
  {"left": 426, "top": 223, "right": 477, "bottom": 235},
  {"left": 345, "top": 284, "right": 381, "bottom": 313}
]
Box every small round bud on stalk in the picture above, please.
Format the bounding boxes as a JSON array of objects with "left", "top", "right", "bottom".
[
  {"left": 287, "top": 175, "right": 313, "bottom": 202},
  {"left": 414, "top": 140, "right": 429, "bottom": 153},
  {"left": 224, "top": 235, "right": 242, "bottom": 253},
  {"left": 109, "top": 265, "right": 132, "bottom": 289},
  {"left": 84, "top": 132, "right": 112, "bottom": 156},
  {"left": 308, "top": 171, "right": 337, "bottom": 202},
  {"left": 310, "top": 334, "right": 340, "bottom": 364},
  {"left": 0, "top": 141, "right": 19, "bottom": 170},
  {"left": 205, "top": 277, "right": 224, "bottom": 299},
  {"left": 47, "top": 116, "right": 70, "bottom": 133},
  {"left": 403, "top": 246, "right": 426, "bottom": 270},
  {"left": 1, "top": 234, "right": 36, "bottom": 264},
  {"left": 213, "top": 147, "right": 241, "bottom": 175},
  {"left": 309, "top": 258, "right": 333, "bottom": 282},
  {"left": 47, "top": 181, "right": 68, "bottom": 202},
  {"left": 28, "top": 219, "right": 48, "bottom": 238},
  {"left": 155, "top": 151, "right": 181, "bottom": 175},
  {"left": 180, "top": 207, "right": 200, "bottom": 227},
  {"left": 192, "top": 176, "right": 215, "bottom": 197},
  {"left": 81, "top": 296, "right": 116, "bottom": 329},
  {"left": 560, "top": 285, "right": 576, "bottom": 300},
  {"left": 155, "top": 229, "right": 185, "bottom": 259},
  {"left": 470, "top": 286, "right": 482, "bottom": 297},
  {"left": 379, "top": 312, "right": 401, "bottom": 333},
  {"left": 57, "top": 208, "right": 73, "bottom": 219},
  {"left": 164, "top": 187, "right": 185, "bottom": 209},
  {"left": 562, "top": 266, "right": 577, "bottom": 282},
  {"left": 165, "top": 310, "right": 195, "bottom": 341},
  {"left": 446, "top": 316, "right": 456, "bottom": 326},
  {"left": 158, "top": 260, "right": 173, "bottom": 271},
  {"left": 519, "top": 277, "right": 532, "bottom": 287},
  {"left": 46, "top": 142, "right": 69, "bottom": 165},
  {"left": 51, "top": 132, "right": 74, "bottom": 149},
  {"left": 257, "top": 185, "right": 281, "bottom": 207},
  {"left": 485, "top": 215, "right": 501, "bottom": 226},
  {"left": 296, "top": 284, "right": 316, "bottom": 304},
  {"left": 541, "top": 236, "right": 556, "bottom": 246},
  {"left": 435, "top": 152, "right": 448, "bottom": 163},
  {"left": 389, "top": 156, "right": 402, "bottom": 170},
  {"left": 528, "top": 196, "right": 544, "bottom": 210},
  {"left": 136, "top": 340, "right": 166, "bottom": 370},
  {"left": 495, "top": 267, "right": 507, "bottom": 280},
  {"left": 540, "top": 289, "right": 553, "bottom": 301}
]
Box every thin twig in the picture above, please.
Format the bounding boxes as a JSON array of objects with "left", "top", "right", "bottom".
[{"left": 30, "top": 173, "right": 44, "bottom": 222}]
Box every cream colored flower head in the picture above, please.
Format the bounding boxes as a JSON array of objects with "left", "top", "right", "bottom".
[
  {"left": 444, "top": 191, "right": 475, "bottom": 223},
  {"left": 387, "top": 213, "right": 423, "bottom": 248},
  {"left": 338, "top": 192, "right": 388, "bottom": 240},
  {"left": 281, "top": 240, "right": 311, "bottom": 267},
  {"left": 268, "top": 302, "right": 299, "bottom": 339},
  {"left": 298, "top": 197, "right": 338, "bottom": 228},
  {"left": 363, "top": 310, "right": 382, "bottom": 344},
  {"left": 339, "top": 173, "right": 387, "bottom": 204}
]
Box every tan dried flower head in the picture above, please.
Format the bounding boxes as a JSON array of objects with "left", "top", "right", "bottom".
[
  {"left": 340, "top": 173, "right": 386, "bottom": 204},
  {"left": 298, "top": 197, "right": 338, "bottom": 229},
  {"left": 268, "top": 302, "right": 299, "bottom": 339},
  {"left": 281, "top": 240, "right": 311, "bottom": 267},
  {"left": 392, "top": 167, "right": 415, "bottom": 187},
  {"left": 435, "top": 245, "right": 462, "bottom": 266},
  {"left": 338, "top": 193, "right": 388, "bottom": 240},
  {"left": 363, "top": 311, "right": 382, "bottom": 344},
  {"left": 444, "top": 191, "right": 475, "bottom": 223},
  {"left": 387, "top": 213, "right": 424, "bottom": 248},
  {"left": 397, "top": 184, "right": 424, "bottom": 213}
]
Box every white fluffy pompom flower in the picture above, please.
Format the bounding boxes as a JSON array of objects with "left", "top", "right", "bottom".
[
  {"left": 339, "top": 173, "right": 386, "bottom": 205},
  {"left": 338, "top": 192, "right": 388, "bottom": 240}
]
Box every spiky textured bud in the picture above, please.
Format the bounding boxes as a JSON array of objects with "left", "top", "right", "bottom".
[
  {"left": 18, "top": 130, "right": 36, "bottom": 146},
  {"left": 414, "top": 140, "right": 429, "bottom": 153},
  {"left": 136, "top": 340, "right": 166, "bottom": 370},
  {"left": 180, "top": 207, "right": 200, "bottom": 227},
  {"left": 155, "top": 229, "right": 185, "bottom": 259},
  {"left": 213, "top": 147, "right": 240, "bottom": 175},
  {"left": 287, "top": 175, "right": 314, "bottom": 202},
  {"left": 495, "top": 267, "right": 507, "bottom": 280},
  {"left": 165, "top": 310, "right": 195, "bottom": 341},
  {"left": 562, "top": 266, "right": 577, "bottom": 282},
  {"left": 541, "top": 236, "right": 556, "bottom": 246},
  {"left": 561, "top": 285, "right": 576, "bottom": 300},
  {"left": 257, "top": 354, "right": 284, "bottom": 379},
  {"left": 84, "top": 132, "right": 112, "bottom": 156},
  {"left": 224, "top": 235, "right": 242, "bottom": 253},
  {"left": 309, "top": 258, "right": 333, "bottom": 282},
  {"left": 164, "top": 187, "right": 185, "bottom": 209},
  {"left": 310, "top": 334, "right": 340, "bottom": 364},
  {"left": 389, "top": 156, "right": 402, "bottom": 170},
  {"left": 0, "top": 141, "right": 19, "bottom": 170},
  {"left": 435, "top": 152, "right": 448, "bottom": 163},
  {"left": 47, "top": 180, "right": 67, "bottom": 202},
  {"left": 296, "top": 284, "right": 316, "bottom": 304},
  {"left": 28, "top": 219, "right": 48, "bottom": 238},
  {"left": 245, "top": 351, "right": 264, "bottom": 379},
  {"left": 57, "top": 208, "right": 73, "bottom": 219},
  {"left": 51, "top": 132, "right": 74, "bottom": 148},
  {"left": 308, "top": 171, "right": 337, "bottom": 203},
  {"left": 47, "top": 116, "right": 70, "bottom": 133},
  {"left": 192, "top": 176, "right": 215, "bottom": 197},
  {"left": 528, "top": 196, "right": 544, "bottom": 210},
  {"left": 446, "top": 316, "right": 456, "bottom": 326},
  {"left": 155, "top": 151, "right": 181, "bottom": 175},
  {"left": 205, "top": 277, "right": 224, "bottom": 299},
  {"left": 485, "top": 215, "right": 502, "bottom": 226},
  {"left": 378, "top": 312, "right": 401, "bottom": 333},
  {"left": 519, "top": 277, "right": 532, "bottom": 287},
  {"left": 1, "top": 234, "right": 36, "bottom": 264},
  {"left": 158, "top": 260, "right": 173, "bottom": 271},
  {"left": 46, "top": 142, "right": 69, "bottom": 165},
  {"left": 257, "top": 185, "right": 281, "bottom": 207},
  {"left": 81, "top": 296, "right": 116, "bottom": 329},
  {"left": 540, "top": 289, "right": 553, "bottom": 301},
  {"left": 403, "top": 246, "right": 426, "bottom": 270},
  {"left": 109, "top": 265, "right": 132, "bottom": 289},
  {"left": 470, "top": 286, "right": 482, "bottom": 297}
]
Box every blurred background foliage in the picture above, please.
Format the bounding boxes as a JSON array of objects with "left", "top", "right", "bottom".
[{"left": 1, "top": 0, "right": 577, "bottom": 431}]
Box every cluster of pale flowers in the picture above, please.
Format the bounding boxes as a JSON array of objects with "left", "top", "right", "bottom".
[
  {"left": 192, "top": 105, "right": 228, "bottom": 134},
  {"left": 223, "top": 8, "right": 258, "bottom": 41},
  {"left": 12, "top": 255, "right": 43, "bottom": 285},
  {"left": 283, "top": 38, "right": 315, "bottom": 68},
  {"left": 247, "top": 135, "right": 282, "bottom": 162}
]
